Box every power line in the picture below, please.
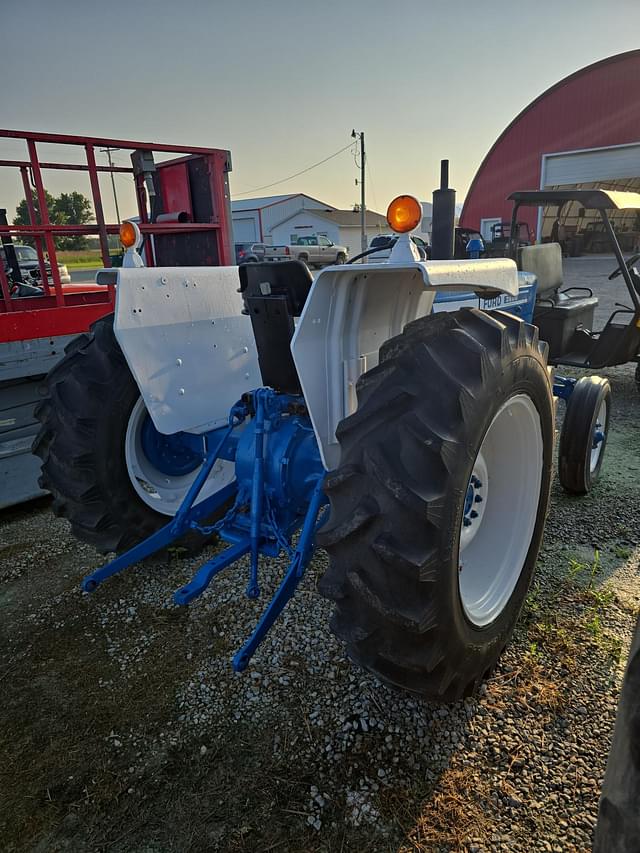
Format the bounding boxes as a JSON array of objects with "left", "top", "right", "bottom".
[{"left": 234, "top": 142, "right": 354, "bottom": 197}]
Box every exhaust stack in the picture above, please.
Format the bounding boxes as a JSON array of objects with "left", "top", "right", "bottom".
[{"left": 431, "top": 160, "right": 456, "bottom": 260}]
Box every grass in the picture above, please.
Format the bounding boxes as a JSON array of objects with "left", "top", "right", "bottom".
[
  {"left": 399, "top": 767, "right": 493, "bottom": 852},
  {"left": 614, "top": 545, "right": 632, "bottom": 560},
  {"left": 528, "top": 619, "right": 577, "bottom": 664},
  {"left": 56, "top": 249, "right": 112, "bottom": 269},
  {"left": 567, "top": 548, "right": 602, "bottom": 585},
  {"left": 513, "top": 656, "right": 564, "bottom": 712},
  {"left": 549, "top": 550, "right": 622, "bottom": 666},
  {"left": 517, "top": 547, "right": 625, "bottom": 702},
  {"left": 0, "top": 593, "right": 198, "bottom": 849},
  {"left": 388, "top": 537, "right": 633, "bottom": 852}
]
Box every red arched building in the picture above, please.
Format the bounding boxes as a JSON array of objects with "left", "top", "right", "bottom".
[{"left": 460, "top": 50, "right": 640, "bottom": 249}]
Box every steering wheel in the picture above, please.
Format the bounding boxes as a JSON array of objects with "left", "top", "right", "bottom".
[{"left": 609, "top": 252, "right": 640, "bottom": 280}]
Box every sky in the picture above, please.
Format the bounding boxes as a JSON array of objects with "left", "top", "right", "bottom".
[{"left": 2, "top": 0, "right": 640, "bottom": 223}]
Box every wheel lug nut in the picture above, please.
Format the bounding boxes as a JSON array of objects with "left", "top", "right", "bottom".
[
  {"left": 474, "top": 495, "right": 483, "bottom": 503},
  {"left": 470, "top": 510, "right": 479, "bottom": 519},
  {"left": 463, "top": 518, "right": 472, "bottom": 527}
]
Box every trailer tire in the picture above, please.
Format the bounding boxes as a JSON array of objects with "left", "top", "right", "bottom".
[
  {"left": 318, "top": 309, "right": 554, "bottom": 701},
  {"left": 558, "top": 375, "right": 610, "bottom": 495},
  {"left": 33, "top": 315, "right": 229, "bottom": 555}
]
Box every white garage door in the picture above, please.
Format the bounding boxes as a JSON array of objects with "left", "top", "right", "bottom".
[
  {"left": 543, "top": 143, "right": 640, "bottom": 186},
  {"left": 233, "top": 217, "right": 258, "bottom": 242}
]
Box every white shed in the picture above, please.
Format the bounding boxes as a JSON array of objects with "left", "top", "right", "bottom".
[
  {"left": 232, "top": 194, "right": 334, "bottom": 243},
  {"left": 270, "top": 208, "right": 390, "bottom": 257}
]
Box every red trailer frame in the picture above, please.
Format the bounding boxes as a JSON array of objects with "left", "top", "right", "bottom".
[{"left": 0, "top": 129, "right": 233, "bottom": 343}]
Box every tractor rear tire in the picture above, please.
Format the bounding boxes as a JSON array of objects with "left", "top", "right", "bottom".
[
  {"left": 558, "top": 375, "right": 611, "bottom": 495},
  {"left": 33, "top": 315, "right": 224, "bottom": 555},
  {"left": 318, "top": 309, "right": 554, "bottom": 701}
]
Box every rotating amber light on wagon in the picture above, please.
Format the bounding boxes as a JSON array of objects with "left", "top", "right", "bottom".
[
  {"left": 119, "top": 220, "right": 138, "bottom": 248},
  {"left": 386, "top": 195, "right": 422, "bottom": 233}
]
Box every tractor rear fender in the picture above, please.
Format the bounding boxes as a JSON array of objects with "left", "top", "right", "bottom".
[
  {"left": 291, "top": 258, "right": 519, "bottom": 470},
  {"left": 113, "top": 266, "right": 262, "bottom": 436},
  {"left": 112, "top": 259, "right": 517, "bottom": 460}
]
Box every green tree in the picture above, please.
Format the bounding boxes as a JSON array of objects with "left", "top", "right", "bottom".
[
  {"left": 14, "top": 189, "right": 59, "bottom": 227},
  {"left": 13, "top": 189, "right": 94, "bottom": 250},
  {"left": 55, "top": 191, "right": 92, "bottom": 222},
  {"left": 55, "top": 192, "right": 94, "bottom": 249}
]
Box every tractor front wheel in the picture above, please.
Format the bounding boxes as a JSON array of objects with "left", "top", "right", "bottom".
[
  {"left": 33, "top": 315, "right": 234, "bottom": 554},
  {"left": 558, "top": 375, "right": 611, "bottom": 495},
  {"left": 318, "top": 309, "right": 554, "bottom": 701}
]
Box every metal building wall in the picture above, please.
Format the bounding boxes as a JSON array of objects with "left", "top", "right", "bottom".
[
  {"left": 261, "top": 196, "right": 330, "bottom": 236},
  {"left": 270, "top": 212, "right": 341, "bottom": 246},
  {"left": 543, "top": 144, "right": 640, "bottom": 186}
]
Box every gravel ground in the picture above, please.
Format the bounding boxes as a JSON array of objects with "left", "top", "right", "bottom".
[{"left": 1, "top": 257, "right": 639, "bottom": 852}]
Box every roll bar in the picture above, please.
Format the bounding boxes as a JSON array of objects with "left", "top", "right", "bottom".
[{"left": 507, "top": 190, "right": 640, "bottom": 313}]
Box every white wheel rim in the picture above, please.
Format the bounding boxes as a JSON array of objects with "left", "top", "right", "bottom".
[
  {"left": 124, "top": 397, "right": 236, "bottom": 516},
  {"left": 590, "top": 398, "right": 607, "bottom": 474},
  {"left": 458, "top": 394, "right": 543, "bottom": 627}
]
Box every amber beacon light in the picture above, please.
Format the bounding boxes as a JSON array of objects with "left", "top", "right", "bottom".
[
  {"left": 119, "top": 220, "right": 138, "bottom": 248},
  {"left": 386, "top": 195, "right": 422, "bottom": 233}
]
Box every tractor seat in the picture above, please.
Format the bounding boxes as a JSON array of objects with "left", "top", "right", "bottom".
[
  {"left": 518, "top": 243, "right": 563, "bottom": 299},
  {"left": 238, "top": 260, "right": 314, "bottom": 395},
  {"left": 238, "top": 260, "right": 313, "bottom": 316},
  {"left": 518, "top": 242, "right": 598, "bottom": 313},
  {"left": 518, "top": 242, "right": 598, "bottom": 360}
]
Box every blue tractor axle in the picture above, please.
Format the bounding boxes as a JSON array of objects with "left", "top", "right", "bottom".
[{"left": 81, "top": 389, "right": 327, "bottom": 672}]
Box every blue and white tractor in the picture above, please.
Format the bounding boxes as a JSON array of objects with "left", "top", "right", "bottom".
[{"left": 34, "top": 192, "right": 610, "bottom": 701}]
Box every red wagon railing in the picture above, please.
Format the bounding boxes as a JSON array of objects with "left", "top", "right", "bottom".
[{"left": 0, "top": 129, "right": 233, "bottom": 342}]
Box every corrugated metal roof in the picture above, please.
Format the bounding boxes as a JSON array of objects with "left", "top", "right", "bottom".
[
  {"left": 231, "top": 194, "right": 296, "bottom": 211},
  {"left": 317, "top": 209, "right": 388, "bottom": 227},
  {"left": 231, "top": 193, "right": 336, "bottom": 211},
  {"left": 271, "top": 207, "right": 388, "bottom": 229}
]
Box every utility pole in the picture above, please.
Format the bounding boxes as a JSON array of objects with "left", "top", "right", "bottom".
[
  {"left": 352, "top": 129, "right": 366, "bottom": 260},
  {"left": 100, "top": 147, "right": 121, "bottom": 225}
]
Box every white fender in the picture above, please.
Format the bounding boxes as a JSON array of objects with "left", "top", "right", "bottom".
[
  {"left": 112, "top": 253, "right": 518, "bottom": 469},
  {"left": 291, "top": 254, "right": 519, "bottom": 470},
  {"left": 113, "top": 266, "right": 261, "bottom": 435}
]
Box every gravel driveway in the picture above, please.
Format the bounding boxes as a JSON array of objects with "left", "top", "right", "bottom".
[{"left": 1, "top": 257, "right": 639, "bottom": 852}]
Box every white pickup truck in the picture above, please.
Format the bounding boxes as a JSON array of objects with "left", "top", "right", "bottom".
[{"left": 261, "top": 235, "right": 348, "bottom": 268}]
